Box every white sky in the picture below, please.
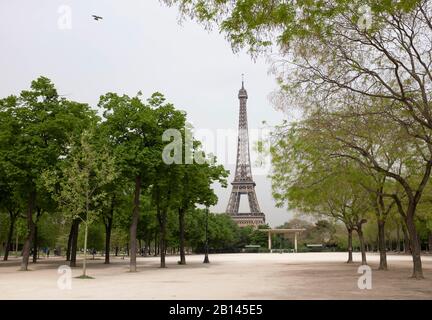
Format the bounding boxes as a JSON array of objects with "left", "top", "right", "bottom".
[{"left": 0, "top": 0, "right": 294, "bottom": 226}]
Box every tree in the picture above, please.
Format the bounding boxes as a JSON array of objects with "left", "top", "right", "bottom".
[
  {"left": 101, "top": 194, "right": 115, "bottom": 263},
  {"left": 175, "top": 133, "right": 228, "bottom": 264},
  {"left": 269, "top": 3, "right": 432, "bottom": 279},
  {"left": 67, "top": 218, "right": 81, "bottom": 267},
  {"left": 95, "top": 124, "right": 131, "bottom": 265},
  {"left": 309, "top": 106, "right": 428, "bottom": 277},
  {"left": 31, "top": 185, "right": 58, "bottom": 263},
  {"left": 0, "top": 178, "right": 23, "bottom": 261},
  {"left": 44, "top": 130, "right": 116, "bottom": 278},
  {"left": 249, "top": 225, "right": 269, "bottom": 249},
  {"left": 136, "top": 194, "right": 158, "bottom": 256},
  {"left": 310, "top": 115, "right": 400, "bottom": 269},
  {"left": 0, "top": 77, "right": 96, "bottom": 271},
  {"left": 163, "top": 0, "right": 423, "bottom": 54},
  {"left": 99, "top": 92, "right": 161, "bottom": 272},
  {"left": 207, "top": 213, "right": 238, "bottom": 251},
  {"left": 78, "top": 223, "right": 105, "bottom": 257},
  {"left": 165, "top": 0, "right": 432, "bottom": 280},
  {"left": 270, "top": 124, "right": 371, "bottom": 264},
  {"left": 149, "top": 95, "right": 187, "bottom": 268},
  {"left": 152, "top": 162, "right": 181, "bottom": 268},
  {"left": 364, "top": 173, "right": 398, "bottom": 270}
]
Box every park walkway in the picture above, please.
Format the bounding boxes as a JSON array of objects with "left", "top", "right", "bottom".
[{"left": 0, "top": 252, "right": 431, "bottom": 299}]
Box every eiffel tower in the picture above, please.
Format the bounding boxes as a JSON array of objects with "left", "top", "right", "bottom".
[{"left": 226, "top": 79, "right": 266, "bottom": 228}]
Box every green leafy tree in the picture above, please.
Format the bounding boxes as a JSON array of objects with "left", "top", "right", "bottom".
[
  {"left": 149, "top": 95, "right": 187, "bottom": 268},
  {"left": 271, "top": 124, "right": 371, "bottom": 264},
  {"left": 0, "top": 178, "right": 24, "bottom": 261},
  {"left": 95, "top": 123, "right": 132, "bottom": 264},
  {"left": 175, "top": 132, "right": 229, "bottom": 264},
  {"left": 0, "top": 77, "right": 96, "bottom": 271},
  {"left": 99, "top": 92, "right": 160, "bottom": 272},
  {"left": 78, "top": 223, "right": 105, "bottom": 256},
  {"left": 166, "top": 0, "right": 432, "bottom": 280},
  {"left": 44, "top": 130, "right": 116, "bottom": 278},
  {"left": 163, "top": 0, "right": 421, "bottom": 54}
]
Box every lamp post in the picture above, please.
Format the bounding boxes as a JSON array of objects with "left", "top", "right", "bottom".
[{"left": 203, "top": 206, "right": 210, "bottom": 264}]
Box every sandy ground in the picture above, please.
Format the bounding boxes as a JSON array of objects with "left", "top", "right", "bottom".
[{"left": 0, "top": 252, "right": 431, "bottom": 300}]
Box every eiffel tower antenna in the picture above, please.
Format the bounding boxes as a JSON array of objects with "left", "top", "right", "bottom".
[{"left": 225, "top": 80, "right": 266, "bottom": 228}]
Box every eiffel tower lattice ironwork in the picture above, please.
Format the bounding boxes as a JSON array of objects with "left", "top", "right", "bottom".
[{"left": 226, "top": 80, "right": 266, "bottom": 228}]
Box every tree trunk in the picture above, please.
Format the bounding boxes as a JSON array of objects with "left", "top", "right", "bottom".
[
  {"left": 32, "top": 224, "right": 38, "bottom": 263},
  {"left": 82, "top": 222, "right": 88, "bottom": 277},
  {"left": 66, "top": 221, "right": 75, "bottom": 261},
  {"left": 32, "top": 208, "right": 43, "bottom": 263},
  {"left": 159, "top": 216, "right": 167, "bottom": 268},
  {"left": 15, "top": 232, "right": 19, "bottom": 257},
  {"left": 377, "top": 220, "right": 387, "bottom": 270},
  {"left": 20, "top": 191, "right": 36, "bottom": 271},
  {"left": 104, "top": 196, "right": 115, "bottom": 265},
  {"left": 428, "top": 232, "right": 432, "bottom": 253},
  {"left": 356, "top": 228, "right": 367, "bottom": 265},
  {"left": 70, "top": 219, "right": 80, "bottom": 268},
  {"left": 129, "top": 175, "right": 141, "bottom": 272},
  {"left": 3, "top": 212, "right": 16, "bottom": 261},
  {"left": 157, "top": 206, "right": 168, "bottom": 268},
  {"left": 104, "top": 215, "right": 113, "bottom": 264},
  {"left": 396, "top": 224, "right": 401, "bottom": 252},
  {"left": 402, "top": 223, "right": 411, "bottom": 254},
  {"left": 178, "top": 208, "right": 186, "bottom": 265},
  {"left": 154, "top": 231, "right": 158, "bottom": 256},
  {"left": 347, "top": 228, "right": 353, "bottom": 263},
  {"left": 406, "top": 213, "right": 423, "bottom": 279}
]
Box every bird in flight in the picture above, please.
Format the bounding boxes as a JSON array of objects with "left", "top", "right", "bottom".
[{"left": 92, "top": 15, "right": 103, "bottom": 21}]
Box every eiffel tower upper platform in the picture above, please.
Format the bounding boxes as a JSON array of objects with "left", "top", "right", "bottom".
[{"left": 225, "top": 80, "right": 266, "bottom": 228}]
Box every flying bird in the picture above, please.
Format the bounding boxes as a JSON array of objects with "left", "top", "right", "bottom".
[{"left": 92, "top": 15, "right": 103, "bottom": 21}]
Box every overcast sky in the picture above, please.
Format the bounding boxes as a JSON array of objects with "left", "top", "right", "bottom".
[{"left": 0, "top": 0, "right": 294, "bottom": 226}]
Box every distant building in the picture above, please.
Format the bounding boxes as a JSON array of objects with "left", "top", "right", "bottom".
[{"left": 226, "top": 81, "right": 265, "bottom": 228}]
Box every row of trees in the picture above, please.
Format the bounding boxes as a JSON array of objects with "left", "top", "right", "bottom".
[
  {"left": 2, "top": 78, "right": 395, "bottom": 276},
  {"left": 268, "top": 1, "right": 432, "bottom": 279},
  {"left": 0, "top": 77, "right": 228, "bottom": 276},
  {"left": 0, "top": 205, "right": 269, "bottom": 260},
  {"left": 164, "top": 0, "right": 432, "bottom": 278},
  {"left": 270, "top": 121, "right": 432, "bottom": 267},
  {"left": 270, "top": 218, "right": 418, "bottom": 253},
  {"left": 1, "top": 209, "right": 415, "bottom": 260}
]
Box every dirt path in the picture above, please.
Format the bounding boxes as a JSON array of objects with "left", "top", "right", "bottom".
[{"left": 0, "top": 252, "right": 431, "bottom": 299}]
